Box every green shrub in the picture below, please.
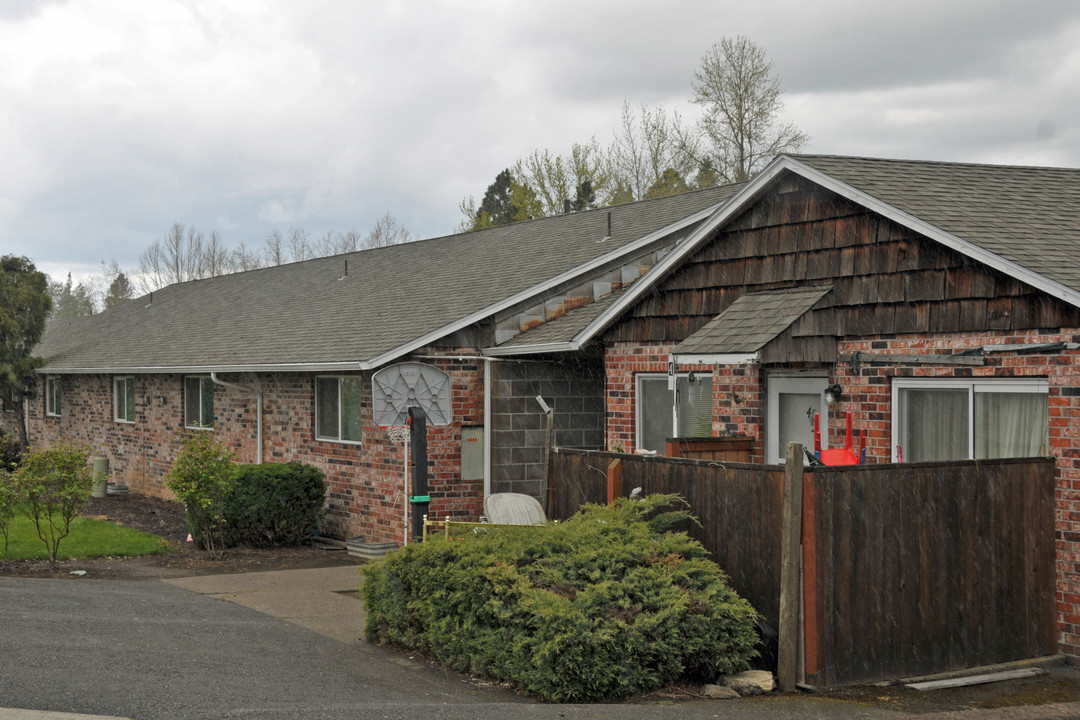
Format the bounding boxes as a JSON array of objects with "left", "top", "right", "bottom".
[
  {"left": 0, "top": 469, "right": 17, "bottom": 556},
  {"left": 0, "top": 431, "right": 21, "bottom": 473},
  {"left": 362, "top": 495, "right": 759, "bottom": 702},
  {"left": 12, "top": 442, "right": 94, "bottom": 563},
  {"left": 223, "top": 462, "right": 325, "bottom": 547},
  {"left": 166, "top": 433, "right": 235, "bottom": 557}
]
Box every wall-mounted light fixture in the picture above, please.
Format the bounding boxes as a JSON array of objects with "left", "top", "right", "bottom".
[{"left": 824, "top": 383, "right": 843, "bottom": 405}]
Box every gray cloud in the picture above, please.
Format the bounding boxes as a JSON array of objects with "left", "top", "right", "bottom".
[{"left": 2, "top": 0, "right": 1078, "bottom": 280}]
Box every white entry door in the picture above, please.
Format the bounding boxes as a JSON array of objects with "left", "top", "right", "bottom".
[{"left": 767, "top": 375, "right": 828, "bottom": 464}]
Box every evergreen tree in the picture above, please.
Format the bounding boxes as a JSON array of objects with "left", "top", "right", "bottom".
[{"left": 0, "top": 255, "right": 52, "bottom": 450}]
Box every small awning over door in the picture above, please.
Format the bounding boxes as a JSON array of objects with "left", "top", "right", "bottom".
[{"left": 671, "top": 285, "right": 835, "bottom": 366}]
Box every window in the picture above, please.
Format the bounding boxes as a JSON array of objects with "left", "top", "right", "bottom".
[
  {"left": 316, "top": 376, "right": 364, "bottom": 443},
  {"left": 636, "top": 373, "right": 712, "bottom": 454},
  {"left": 114, "top": 377, "right": 136, "bottom": 423},
  {"left": 45, "top": 376, "right": 61, "bottom": 417},
  {"left": 184, "top": 376, "right": 215, "bottom": 429},
  {"left": 893, "top": 379, "right": 1049, "bottom": 462}
]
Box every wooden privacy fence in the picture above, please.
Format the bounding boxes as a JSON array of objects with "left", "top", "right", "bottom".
[{"left": 548, "top": 449, "right": 1057, "bottom": 688}]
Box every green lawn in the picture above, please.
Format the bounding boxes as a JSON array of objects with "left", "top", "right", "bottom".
[{"left": 1, "top": 514, "right": 170, "bottom": 560}]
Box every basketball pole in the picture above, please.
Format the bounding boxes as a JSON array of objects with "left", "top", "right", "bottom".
[{"left": 409, "top": 406, "right": 430, "bottom": 541}]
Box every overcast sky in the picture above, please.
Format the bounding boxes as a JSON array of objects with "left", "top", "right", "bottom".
[{"left": 3, "top": 0, "right": 1079, "bottom": 284}]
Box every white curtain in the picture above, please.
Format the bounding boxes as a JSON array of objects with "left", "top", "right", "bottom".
[
  {"left": 975, "top": 392, "right": 1048, "bottom": 458},
  {"left": 902, "top": 388, "right": 968, "bottom": 462}
]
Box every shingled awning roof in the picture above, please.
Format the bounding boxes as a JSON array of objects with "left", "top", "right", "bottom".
[
  {"left": 671, "top": 286, "right": 833, "bottom": 364},
  {"left": 37, "top": 185, "right": 739, "bottom": 373}
]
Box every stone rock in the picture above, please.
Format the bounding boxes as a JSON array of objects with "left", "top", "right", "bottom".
[
  {"left": 701, "top": 683, "right": 740, "bottom": 699},
  {"left": 719, "top": 669, "right": 776, "bottom": 696}
]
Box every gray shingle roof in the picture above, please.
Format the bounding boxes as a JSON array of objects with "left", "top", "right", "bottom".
[
  {"left": 38, "top": 186, "right": 738, "bottom": 372},
  {"left": 672, "top": 286, "right": 832, "bottom": 356},
  {"left": 792, "top": 154, "right": 1080, "bottom": 296}
]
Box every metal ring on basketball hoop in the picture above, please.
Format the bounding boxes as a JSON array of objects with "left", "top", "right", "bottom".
[{"left": 382, "top": 425, "right": 410, "bottom": 444}]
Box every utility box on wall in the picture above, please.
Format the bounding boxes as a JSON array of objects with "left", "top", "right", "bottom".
[{"left": 461, "top": 426, "right": 484, "bottom": 480}]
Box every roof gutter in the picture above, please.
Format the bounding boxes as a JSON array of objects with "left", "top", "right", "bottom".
[
  {"left": 482, "top": 341, "right": 581, "bottom": 357},
  {"left": 38, "top": 361, "right": 370, "bottom": 375},
  {"left": 210, "top": 372, "right": 263, "bottom": 464},
  {"left": 671, "top": 352, "right": 760, "bottom": 365}
]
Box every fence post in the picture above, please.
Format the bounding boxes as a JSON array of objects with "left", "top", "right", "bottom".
[
  {"left": 778, "top": 441, "right": 804, "bottom": 692},
  {"left": 606, "top": 458, "right": 623, "bottom": 504}
]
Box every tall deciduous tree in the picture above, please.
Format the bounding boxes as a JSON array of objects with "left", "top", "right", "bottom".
[
  {"left": 0, "top": 255, "right": 52, "bottom": 450},
  {"left": 607, "top": 99, "right": 699, "bottom": 201},
  {"left": 691, "top": 36, "right": 808, "bottom": 183}
]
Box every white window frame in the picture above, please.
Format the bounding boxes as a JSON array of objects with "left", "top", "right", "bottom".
[
  {"left": 184, "top": 376, "right": 215, "bottom": 430},
  {"left": 635, "top": 372, "right": 713, "bottom": 454},
  {"left": 891, "top": 378, "right": 1049, "bottom": 462},
  {"left": 315, "top": 376, "right": 364, "bottom": 445},
  {"left": 45, "top": 376, "right": 62, "bottom": 417},
  {"left": 114, "top": 376, "right": 136, "bottom": 424}
]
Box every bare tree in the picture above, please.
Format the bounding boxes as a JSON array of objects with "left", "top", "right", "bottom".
[
  {"left": 606, "top": 99, "right": 699, "bottom": 202},
  {"left": 691, "top": 36, "right": 808, "bottom": 183},
  {"left": 263, "top": 229, "right": 286, "bottom": 267},
  {"left": 287, "top": 227, "right": 314, "bottom": 263},
  {"left": 136, "top": 224, "right": 244, "bottom": 292},
  {"left": 360, "top": 213, "right": 412, "bottom": 249}
]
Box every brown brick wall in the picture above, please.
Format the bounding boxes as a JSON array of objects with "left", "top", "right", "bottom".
[{"left": 27, "top": 351, "right": 486, "bottom": 546}]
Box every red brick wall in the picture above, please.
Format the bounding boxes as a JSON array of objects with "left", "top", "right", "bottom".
[
  {"left": 604, "top": 342, "right": 761, "bottom": 457},
  {"left": 27, "top": 351, "right": 486, "bottom": 546}
]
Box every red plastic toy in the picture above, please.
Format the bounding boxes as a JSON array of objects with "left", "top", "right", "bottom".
[{"left": 813, "top": 411, "right": 865, "bottom": 466}]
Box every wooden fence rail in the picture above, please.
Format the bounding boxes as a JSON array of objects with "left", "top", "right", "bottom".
[{"left": 549, "top": 448, "right": 1057, "bottom": 687}]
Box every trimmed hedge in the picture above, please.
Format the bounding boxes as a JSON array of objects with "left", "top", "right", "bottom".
[
  {"left": 221, "top": 462, "right": 326, "bottom": 547},
  {"left": 362, "top": 495, "right": 758, "bottom": 702}
]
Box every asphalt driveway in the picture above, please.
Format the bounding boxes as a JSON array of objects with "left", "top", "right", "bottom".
[{"left": 2, "top": 573, "right": 1078, "bottom": 720}]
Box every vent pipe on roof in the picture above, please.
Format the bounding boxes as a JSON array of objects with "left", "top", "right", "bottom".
[
  {"left": 599, "top": 211, "right": 612, "bottom": 242},
  {"left": 563, "top": 198, "right": 571, "bottom": 214}
]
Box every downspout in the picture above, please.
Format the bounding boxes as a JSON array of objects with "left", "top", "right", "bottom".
[
  {"left": 483, "top": 358, "right": 492, "bottom": 499},
  {"left": 209, "top": 373, "right": 263, "bottom": 464}
]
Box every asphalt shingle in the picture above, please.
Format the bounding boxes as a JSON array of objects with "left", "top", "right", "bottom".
[{"left": 38, "top": 185, "right": 739, "bottom": 371}]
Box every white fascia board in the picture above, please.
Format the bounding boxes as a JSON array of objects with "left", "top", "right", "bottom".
[
  {"left": 364, "top": 205, "right": 725, "bottom": 369},
  {"left": 482, "top": 341, "right": 579, "bottom": 357},
  {"left": 673, "top": 352, "right": 759, "bottom": 365},
  {"left": 787, "top": 159, "right": 1080, "bottom": 310},
  {"left": 574, "top": 159, "right": 794, "bottom": 345},
  {"left": 38, "top": 362, "right": 368, "bottom": 375}
]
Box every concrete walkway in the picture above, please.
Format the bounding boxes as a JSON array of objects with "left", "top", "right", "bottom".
[{"left": 164, "top": 565, "right": 367, "bottom": 646}]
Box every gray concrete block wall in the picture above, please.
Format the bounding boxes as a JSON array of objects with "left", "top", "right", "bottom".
[{"left": 490, "top": 357, "right": 605, "bottom": 499}]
